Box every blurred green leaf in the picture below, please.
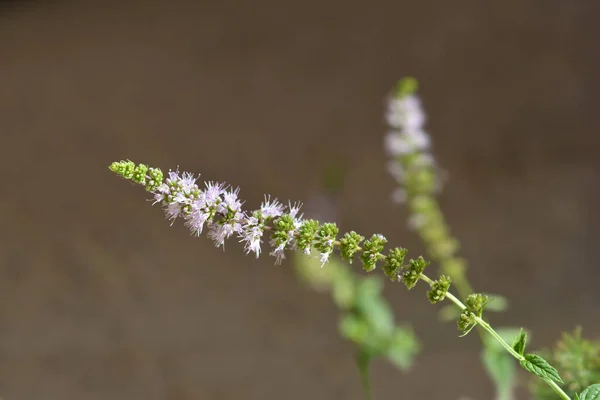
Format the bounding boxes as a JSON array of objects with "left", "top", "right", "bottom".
[
  {"left": 293, "top": 251, "right": 420, "bottom": 372},
  {"left": 362, "top": 296, "right": 395, "bottom": 338},
  {"left": 339, "top": 314, "right": 368, "bottom": 343},
  {"left": 480, "top": 327, "right": 524, "bottom": 400},
  {"left": 485, "top": 294, "right": 509, "bottom": 312},
  {"left": 439, "top": 304, "right": 461, "bottom": 322},
  {"left": 531, "top": 328, "right": 600, "bottom": 400},
  {"left": 580, "top": 384, "right": 600, "bottom": 400},
  {"left": 331, "top": 275, "right": 355, "bottom": 309},
  {"left": 354, "top": 278, "right": 394, "bottom": 338},
  {"left": 482, "top": 348, "right": 516, "bottom": 400},
  {"left": 385, "top": 327, "right": 420, "bottom": 370},
  {"left": 355, "top": 278, "right": 384, "bottom": 306}
]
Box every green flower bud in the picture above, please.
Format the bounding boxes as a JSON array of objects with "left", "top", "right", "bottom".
[
  {"left": 109, "top": 161, "right": 121, "bottom": 174},
  {"left": 146, "top": 167, "right": 164, "bottom": 191},
  {"left": 132, "top": 163, "right": 148, "bottom": 185},
  {"left": 296, "top": 220, "right": 319, "bottom": 254},
  {"left": 339, "top": 231, "right": 365, "bottom": 263},
  {"left": 400, "top": 256, "right": 429, "bottom": 290},
  {"left": 427, "top": 275, "right": 452, "bottom": 304},
  {"left": 382, "top": 247, "right": 408, "bottom": 281},
  {"left": 409, "top": 195, "right": 435, "bottom": 215},
  {"left": 359, "top": 234, "right": 387, "bottom": 273},
  {"left": 458, "top": 309, "right": 477, "bottom": 336},
  {"left": 109, "top": 160, "right": 136, "bottom": 180},
  {"left": 271, "top": 214, "right": 296, "bottom": 248},
  {"left": 465, "top": 293, "right": 489, "bottom": 316},
  {"left": 414, "top": 169, "right": 436, "bottom": 192},
  {"left": 395, "top": 76, "right": 418, "bottom": 98},
  {"left": 314, "top": 223, "right": 339, "bottom": 262}
]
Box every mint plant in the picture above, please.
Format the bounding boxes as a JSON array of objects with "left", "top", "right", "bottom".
[{"left": 108, "top": 79, "right": 597, "bottom": 400}]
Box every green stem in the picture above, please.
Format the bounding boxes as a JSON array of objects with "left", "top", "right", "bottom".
[
  {"left": 544, "top": 379, "right": 572, "bottom": 400},
  {"left": 356, "top": 350, "right": 373, "bottom": 400},
  {"left": 420, "top": 274, "right": 572, "bottom": 400}
]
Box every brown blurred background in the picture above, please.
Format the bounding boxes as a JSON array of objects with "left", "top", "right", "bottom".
[{"left": 0, "top": 0, "right": 598, "bottom": 399}]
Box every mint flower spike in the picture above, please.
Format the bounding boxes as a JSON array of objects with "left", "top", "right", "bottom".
[
  {"left": 384, "top": 78, "right": 441, "bottom": 206},
  {"left": 109, "top": 160, "right": 398, "bottom": 270},
  {"left": 385, "top": 81, "right": 430, "bottom": 161},
  {"left": 110, "top": 160, "right": 573, "bottom": 400}
]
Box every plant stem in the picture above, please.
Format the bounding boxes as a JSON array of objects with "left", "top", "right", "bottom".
[
  {"left": 356, "top": 350, "right": 373, "bottom": 400},
  {"left": 419, "top": 274, "right": 572, "bottom": 400},
  {"left": 544, "top": 379, "right": 572, "bottom": 400}
]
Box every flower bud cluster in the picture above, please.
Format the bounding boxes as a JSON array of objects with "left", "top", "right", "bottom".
[
  {"left": 427, "top": 275, "right": 452, "bottom": 304},
  {"left": 458, "top": 293, "right": 490, "bottom": 335},
  {"left": 360, "top": 234, "right": 388, "bottom": 273},
  {"left": 400, "top": 256, "right": 429, "bottom": 290}
]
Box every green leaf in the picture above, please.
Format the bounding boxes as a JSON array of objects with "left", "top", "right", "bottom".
[
  {"left": 512, "top": 328, "right": 527, "bottom": 356},
  {"left": 579, "top": 384, "right": 600, "bottom": 400},
  {"left": 384, "top": 327, "right": 420, "bottom": 371},
  {"left": 354, "top": 278, "right": 394, "bottom": 338},
  {"left": 520, "top": 353, "right": 563, "bottom": 384},
  {"left": 331, "top": 274, "right": 355, "bottom": 309},
  {"left": 293, "top": 250, "right": 337, "bottom": 289},
  {"left": 339, "top": 314, "right": 368, "bottom": 343},
  {"left": 438, "top": 304, "right": 461, "bottom": 322},
  {"left": 482, "top": 348, "right": 516, "bottom": 400},
  {"left": 360, "top": 296, "right": 395, "bottom": 338},
  {"left": 355, "top": 278, "right": 383, "bottom": 306},
  {"left": 485, "top": 294, "right": 509, "bottom": 312}
]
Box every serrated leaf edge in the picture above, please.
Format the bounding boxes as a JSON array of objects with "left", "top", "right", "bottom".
[
  {"left": 580, "top": 383, "right": 600, "bottom": 400},
  {"left": 520, "top": 353, "right": 563, "bottom": 384}
]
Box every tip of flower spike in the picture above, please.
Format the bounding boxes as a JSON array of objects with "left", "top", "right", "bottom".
[
  {"left": 394, "top": 77, "right": 419, "bottom": 98},
  {"left": 109, "top": 160, "right": 136, "bottom": 180},
  {"left": 109, "top": 160, "right": 125, "bottom": 173}
]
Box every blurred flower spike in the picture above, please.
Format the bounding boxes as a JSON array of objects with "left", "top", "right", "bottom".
[{"left": 384, "top": 77, "right": 441, "bottom": 208}]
